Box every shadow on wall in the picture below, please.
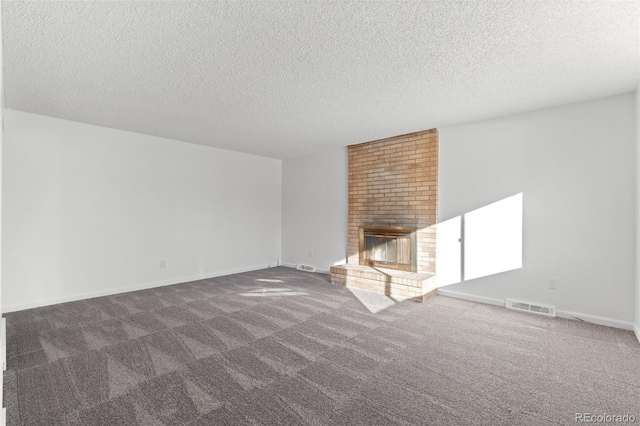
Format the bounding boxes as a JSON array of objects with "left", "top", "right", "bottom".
[{"left": 437, "top": 193, "right": 523, "bottom": 287}]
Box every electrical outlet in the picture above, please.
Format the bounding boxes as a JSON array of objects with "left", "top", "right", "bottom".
[
  {"left": 548, "top": 278, "right": 558, "bottom": 290},
  {"left": 160, "top": 260, "right": 166, "bottom": 269},
  {"left": 309, "top": 249, "right": 313, "bottom": 257}
]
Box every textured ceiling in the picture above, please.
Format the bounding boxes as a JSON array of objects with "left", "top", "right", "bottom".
[{"left": 3, "top": 1, "right": 639, "bottom": 159}]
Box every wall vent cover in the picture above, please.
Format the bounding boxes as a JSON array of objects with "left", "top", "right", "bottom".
[
  {"left": 296, "top": 264, "right": 316, "bottom": 272},
  {"left": 505, "top": 298, "right": 556, "bottom": 317}
]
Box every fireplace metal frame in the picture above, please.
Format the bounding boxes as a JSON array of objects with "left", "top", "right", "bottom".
[{"left": 359, "top": 226, "right": 418, "bottom": 272}]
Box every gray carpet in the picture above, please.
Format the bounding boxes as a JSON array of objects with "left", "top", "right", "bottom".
[{"left": 3, "top": 266, "right": 639, "bottom": 425}]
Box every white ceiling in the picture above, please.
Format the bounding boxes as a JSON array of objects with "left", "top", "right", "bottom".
[{"left": 3, "top": 1, "right": 639, "bottom": 159}]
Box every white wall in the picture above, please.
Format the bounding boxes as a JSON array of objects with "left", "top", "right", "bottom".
[
  {"left": 0, "top": 3, "right": 4, "bottom": 414},
  {"left": 2, "top": 110, "right": 282, "bottom": 312},
  {"left": 282, "top": 147, "right": 347, "bottom": 273},
  {"left": 635, "top": 86, "right": 640, "bottom": 339},
  {"left": 438, "top": 93, "right": 636, "bottom": 328}
]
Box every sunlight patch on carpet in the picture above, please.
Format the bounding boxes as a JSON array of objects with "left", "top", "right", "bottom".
[
  {"left": 348, "top": 287, "right": 396, "bottom": 313},
  {"left": 240, "top": 288, "right": 309, "bottom": 297}
]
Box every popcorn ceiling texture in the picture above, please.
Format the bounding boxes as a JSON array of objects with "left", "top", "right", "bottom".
[{"left": 3, "top": 1, "right": 639, "bottom": 159}]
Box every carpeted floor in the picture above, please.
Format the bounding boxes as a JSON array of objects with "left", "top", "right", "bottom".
[{"left": 3, "top": 266, "right": 639, "bottom": 425}]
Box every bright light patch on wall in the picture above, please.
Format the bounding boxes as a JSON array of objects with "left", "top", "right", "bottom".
[
  {"left": 464, "top": 193, "right": 523, "bottom": 281},
  {"left": 436, "top": 216, "right": 462, "bottom": 286}
]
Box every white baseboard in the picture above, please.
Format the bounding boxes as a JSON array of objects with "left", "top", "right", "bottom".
[
  {"left": 2, "top": 264, "right": 271, "bottom": 313},
  {"left": 634, "top": 323, "right": 640, "bottom": 343},
  {"left": 556, "top": 309, "right": 634, "bottom": 331},
  {"left": 1, "top": 318, "right": 5, "bottom": 371},
  {"left": 281, "top": 262, "right": 330, "bottom": 274},
  {"left": 436, "top": 288, "right": 504, "bottom": 307},
  {"left": 436, "top": 288, "right": 634, "bottom": 331}
]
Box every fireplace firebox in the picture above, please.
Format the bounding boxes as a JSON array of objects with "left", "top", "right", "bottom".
[{"left": 359, "top": 226, "right": 417, "bottom": 272}]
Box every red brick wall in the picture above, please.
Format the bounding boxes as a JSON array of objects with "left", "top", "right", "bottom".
[{"left": 347, "top": 129, "right": 438, "bottom": 274}]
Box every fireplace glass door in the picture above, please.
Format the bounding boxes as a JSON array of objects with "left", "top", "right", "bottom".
[{"left": 359, "top": 226, "right": 417, "bottom": 272}]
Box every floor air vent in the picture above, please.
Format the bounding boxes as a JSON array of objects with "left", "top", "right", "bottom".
[
  {"left": 296, "top": 264, "right": 316, "bottom": 272},
  {"left": 505, "top": 299, "right": 556, "bottom": 317}
]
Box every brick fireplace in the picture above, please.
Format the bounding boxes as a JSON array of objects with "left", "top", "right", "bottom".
[{"left": 330, "top": 129, "right": 438, "bottom": 301}]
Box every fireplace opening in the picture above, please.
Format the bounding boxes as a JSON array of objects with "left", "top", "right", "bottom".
[{"left": 359, "top": 226, "right": 417, "bottom": 272}]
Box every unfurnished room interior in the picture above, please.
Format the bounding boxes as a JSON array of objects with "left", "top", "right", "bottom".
[{"left": 0, "top": 1, "right": 638, "bottom": 425}]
